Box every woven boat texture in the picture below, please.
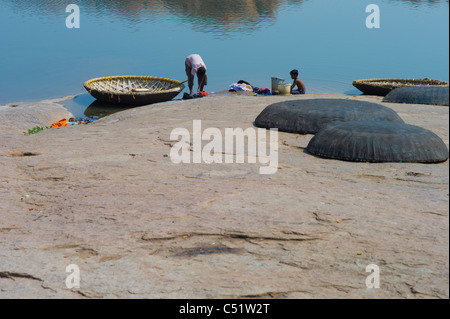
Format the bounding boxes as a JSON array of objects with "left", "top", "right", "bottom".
[
  {"left": 307, "top": 121, "right": 449, "bottom": 163},
  {"left": 352, "top": 78, "right": 449, "bottom": 96},
  {"left": 84, "top": 76, "right": 185, "bottom": 106},
  {"left": 254, "top": 99, "right": 404, "bottom": 135},
  {"left": 383, "top": 86, "right": 449, "bottom": 106}
]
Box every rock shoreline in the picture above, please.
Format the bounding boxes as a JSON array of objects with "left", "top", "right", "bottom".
[{"left": 0, "top": 93, "right": 448, "bottom": 298}]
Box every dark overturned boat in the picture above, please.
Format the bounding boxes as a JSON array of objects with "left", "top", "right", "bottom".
[
  {"left": 84, "top": 76, "right": 185, "bottom": 106},
  {"left": 352, "top": 78, "right": 449, "bottom": 96}
]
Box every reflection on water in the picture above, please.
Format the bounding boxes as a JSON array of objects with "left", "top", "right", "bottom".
[
  {"left": 84, "top": 100, "right": 131, "bottom": 118},
  {"left": 3, "top": 0, "right": 299, "bottom": 35},
  {"left": 61, "top": 95, "right": 120, "bottom": 120},
  {"left": 160, "top": 0, "right": 305, "bottom": 35},
  {"left": 391, "top": 0, "right": 449, "bottom": 6},
  {"left": 3, "top": 0, "right": 447, "bottom": 35},
  {"left": 62, "top": 94, "right": 155, "bottom": 121},
  {"left": 64, "top": 93, "right": 185, "bottom": 121},
  {"left": 61, "top": 94, "right": 95, "bottom": 120}
]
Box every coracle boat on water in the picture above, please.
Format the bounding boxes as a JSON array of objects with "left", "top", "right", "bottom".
[
  {"left": 84, "top": 76, "right": 185, "bottom": 106},
  {"left": 352, "top": 78, "right": 449, "bottom": 96}
]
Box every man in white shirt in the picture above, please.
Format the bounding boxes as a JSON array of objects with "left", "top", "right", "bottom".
[{"left": 185, "top": 54, "right": 207, "bottom": 96}]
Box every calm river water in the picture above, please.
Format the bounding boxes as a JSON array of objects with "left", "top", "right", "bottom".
[{"left": 0, "top": 0, "right": 448, "bottom": 105}]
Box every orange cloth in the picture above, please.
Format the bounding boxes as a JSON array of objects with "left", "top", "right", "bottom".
[
  {"left": 50, "top": 119, "right": 68, "bottom": 128},
  {"left": 198, "top": 91, "right": 208, "bottom": 97}
]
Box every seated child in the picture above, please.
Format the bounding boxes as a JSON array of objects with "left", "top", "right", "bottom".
[{"left": 290, "top": 69, "right": 306, "bottom": 94}]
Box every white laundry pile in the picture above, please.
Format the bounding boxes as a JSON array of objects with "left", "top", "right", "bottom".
[{"left": 229, "top": 83, "right": 251, "bottom": 91}]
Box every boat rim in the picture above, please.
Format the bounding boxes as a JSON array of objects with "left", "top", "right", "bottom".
[
  {"left": 353, "top": 78, "right": 449, "bottom": 86},
  {"left": 83, "top": 75, "right": 185, "bottom": 95}
]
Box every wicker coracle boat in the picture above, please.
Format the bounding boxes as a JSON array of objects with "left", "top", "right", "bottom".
[
  {"left": 352, "top": 78, "right": 449, "bottom": 96},
  {"left": 84, "top": 76, "right": 185, "bottom": 106}
]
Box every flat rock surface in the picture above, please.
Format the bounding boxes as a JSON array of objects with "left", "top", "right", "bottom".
[
  {"left": 0, "top": 100, "right": 74, "bottom": 132},
  {"left": 0, "top": 94, "right": 448, "bottom": 299}
]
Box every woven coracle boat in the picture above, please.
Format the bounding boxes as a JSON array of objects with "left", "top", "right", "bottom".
[
  {"left": 352, "top": 78, "right": 449, "bottom": 96},
  {"left": 84, "top": 76, "right": 185, "bottom": 106}
]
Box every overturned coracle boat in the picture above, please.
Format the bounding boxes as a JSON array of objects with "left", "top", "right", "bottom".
[
  {"left": 84, "top": 76, "right": 185, "bottom": 106},
  {"left": 352, "top": 78, "right": 449, "bottom": 96},
  {"left": 307, "top": 121, "right": 449, "bottom": 163}
]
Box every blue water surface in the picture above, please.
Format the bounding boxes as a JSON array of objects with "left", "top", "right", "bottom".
[{"left": 0, "top": 0, "right": 448, "bottom": 104}]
